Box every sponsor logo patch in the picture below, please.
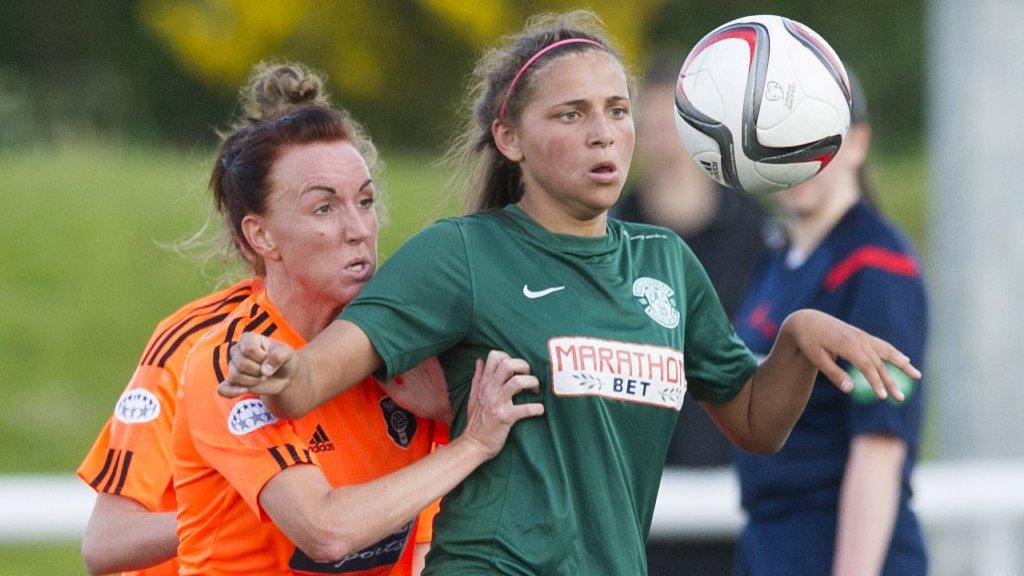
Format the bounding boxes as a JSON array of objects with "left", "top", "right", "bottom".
[
  {"left": 227, "top": 398, "right": 278, "bottom": 435},
  {"left": 632, "top": 277, "right": 680, "bottom": 329},
  {"left": 549, "top": 337, "right": 687, "bottom": 410},
  {"left": 114, "top": 389, "right": 161, "bottom": 424},
  {"left": 289, "top": 521, "right": 413, "bottom": 573},
  {"left": 379, "top": 396, "right": 416, "bottom": 448}
]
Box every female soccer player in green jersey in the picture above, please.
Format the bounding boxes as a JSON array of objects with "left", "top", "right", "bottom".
[{"left": 220, "top": 11, "right": 920, "bottom": 575}]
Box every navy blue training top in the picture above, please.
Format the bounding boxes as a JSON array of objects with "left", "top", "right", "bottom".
[{"left": 733, "top": 199, "right": 928, "bottom": 520}]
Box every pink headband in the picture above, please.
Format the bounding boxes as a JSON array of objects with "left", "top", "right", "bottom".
[{"left": 498, "top": 38, "right": 604, "bottom": 120}]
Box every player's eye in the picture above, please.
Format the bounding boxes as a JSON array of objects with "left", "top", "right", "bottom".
[
  {"left": 314, "top": 203, "right": 332, "bottom": 215},
  {"left": 558, "top": 110, "right": 581, "bottom": 122},
  {"left": 610, "top": 106, "right": 629, "bottom": 119}
]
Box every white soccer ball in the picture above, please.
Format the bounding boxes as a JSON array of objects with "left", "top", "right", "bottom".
[{"left": 674, "top": 15, "right": 852, "bottom": 194}]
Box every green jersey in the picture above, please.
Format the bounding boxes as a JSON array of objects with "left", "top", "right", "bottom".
[{"left": 342, "top": 204, "right": 757, "bottom": 575}]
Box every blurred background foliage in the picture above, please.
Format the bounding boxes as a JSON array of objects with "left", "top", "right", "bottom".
[{"left": 1, "top": 0, "right": 924, "bottom": 152}]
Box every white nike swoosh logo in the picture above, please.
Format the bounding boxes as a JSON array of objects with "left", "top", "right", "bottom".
[{"left": 523, "top": 285, "right": 565, "bottom": 299}]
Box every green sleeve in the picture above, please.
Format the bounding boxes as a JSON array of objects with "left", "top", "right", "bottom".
[
  {"left": 679, "top": 240, "right": 758, "bottom": 404},
  {"left": 340, "top": 219, "right": 473, "bottom": 380}
]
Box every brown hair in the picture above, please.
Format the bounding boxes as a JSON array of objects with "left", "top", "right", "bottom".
[
  {"left": 234, "top": 61, "right": 379, "bottom": 194},
  {"left": 211, "top": 107, "right": 356, "bottom": 274},
  {"left": 443, "top": 11, "right": 631, "bottom": 213},
  {"left": 238, "top": 61, "right": 333, "bottom": 126},
  {"left": 846, "top": 71, "right": 879, "bottom": 210},
  {"left": 205, "top": 62, "right": 380, "bottom": 275}
]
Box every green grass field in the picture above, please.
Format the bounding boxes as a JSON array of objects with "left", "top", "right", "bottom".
[
  {"left": 0, "top": 142, "right": 927, "bottom": 572},
  {"left": 0, "top": 543, "right": 86, "bottom": 575}
]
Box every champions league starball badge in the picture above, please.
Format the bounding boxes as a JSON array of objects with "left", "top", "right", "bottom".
[
  {"left": 114, "top": 389, "right": 161, "bottom": 424},
  {"left": 227, "top": 398, "right": 278, "bottom": 435}
]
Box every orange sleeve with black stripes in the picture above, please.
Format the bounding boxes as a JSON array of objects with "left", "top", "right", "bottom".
[
  {"left": 77, "top": 280, "right": 258, "bottom": 511},
  {"left": 179, "top": 336, "right": 319, "bottom": 519},
  {"left": 77, "top": 366, "right": 178, "bottom": 511}
]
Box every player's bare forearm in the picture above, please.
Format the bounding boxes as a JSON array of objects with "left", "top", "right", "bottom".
[
  {"left": 221, "top": 320, "right": 381, "bottom": 417},
  {"left": 832, "top": 435, "right": 906, "bottom": 576},
  {"left": 324, "top": 435, "right": 491, "bottom": 552},
  {"left": 288, "top": 320, "right": 380, "bottom": 418},
  {"left": 81, "top": 494, "right": 177, "bottom": 574},
  {"left": 704, "top": 313, "right": 817, "bottom": 453},
  {"left": 745, "top": 314, "right": 820, "bottom": 450},
  {"left": 261, "top": 351, "right": 542, "bottom": 562},
  {"left": 261, "top": 434, "right": 493, "bottom": 562}
]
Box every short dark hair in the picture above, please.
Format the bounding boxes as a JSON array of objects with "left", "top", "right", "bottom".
[{"left": 847, "top": 70, "right": 869, "bottom": 126}]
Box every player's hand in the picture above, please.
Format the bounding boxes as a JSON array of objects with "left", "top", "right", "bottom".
[
  {"left": 784, "top": 309, "right": 921, "bottom": 402},
  {"left": 380, "top": 357, "right": 453, "bottom": 423},
  {"left": 460, "top": 350, "right": 545, "bottom": 459},
  {"left": 218, "top": 332, "right": 298, "bottom": 398}
]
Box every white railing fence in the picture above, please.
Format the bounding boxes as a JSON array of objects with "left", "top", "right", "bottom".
[
  {"left": 651, "top": 460, "right": 1024, "bottom": 575},
  {"left": 2, "top": 460, "right": 1022, "bottom": 574}
]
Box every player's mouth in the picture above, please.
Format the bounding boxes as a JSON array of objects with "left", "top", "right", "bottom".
[
  {"left": 588, "top": 161, "right": 618, "bottom": 184},
  {"left": 343, "top": 257, "right": 374, "bottom": 281}
]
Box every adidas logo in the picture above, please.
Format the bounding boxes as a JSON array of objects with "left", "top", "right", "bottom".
[{"left": 308, "top": 424, "right": 335, "bottom": 453}]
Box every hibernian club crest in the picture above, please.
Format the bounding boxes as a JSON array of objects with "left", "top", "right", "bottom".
[{"left": 632, "top": 277, "right": 680, "bottom": 329}]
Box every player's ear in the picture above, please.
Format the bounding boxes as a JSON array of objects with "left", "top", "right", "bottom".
[
  {"left": 241, "top": 214, "right": 280, "bottom": 261},
  {"left": 492, "top": 119, "right": 524, "bottom": 162}
]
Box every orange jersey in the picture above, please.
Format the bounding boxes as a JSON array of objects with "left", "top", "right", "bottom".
[
  {"left": 76, "top": 279, "right": 259, "bottom": 576},
  {"left": 173, "top": 287, "right": 438, "bottom": 575},
  {"left": 411, "top": 427, "right": 450, "bottom": 546}
]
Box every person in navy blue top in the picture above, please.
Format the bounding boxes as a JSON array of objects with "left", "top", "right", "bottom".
[
  {"left": 614, "top": 53, "right": 774, "bottom": 576},
  {"left": 733, "top": 76, "right": 928, "bottom": 576}
]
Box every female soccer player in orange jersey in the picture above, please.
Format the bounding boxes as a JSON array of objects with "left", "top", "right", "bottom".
[
  {"left": 77, "top": 63, "right": 499, "bottom": 576},
  {"left": 75, "top": 62, "right": 333, "bottom": 575},
  {"left": 169, "top": 75, "right": 541, "bottom": 575}
]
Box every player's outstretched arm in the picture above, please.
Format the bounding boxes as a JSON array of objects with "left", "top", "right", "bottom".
[
  {"left": 703, "top": 309, "right": 920, "bottom": 454},
  {"left": 258, "top": 351, "right": 544, "bottom": 562},
  {"left": 81, "top": 493, "right": 177, "bottom": 575},
  {"left": 219, "top": 319, "right": 382, "bottom": 419}
]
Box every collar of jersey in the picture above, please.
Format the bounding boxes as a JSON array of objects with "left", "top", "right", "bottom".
[
  {"left": 502, "top": 203, "right": 619, "bottom": 257},
  {"left": 251, "top": 286, "right": 308, "bottom": 347},
  {"left": 778, "top": 198, "right": 874, "bottom": 272}
]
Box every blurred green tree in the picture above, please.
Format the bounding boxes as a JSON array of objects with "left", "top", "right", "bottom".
[
  {"left": 0, "top": 0, "right": 923, "bottom": 151},
  {"left": 418, "top": 0, "right": 664, "bottom": 65},
  {"left": 138, "top": 0, "right": 665, "bottom": 149}
]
